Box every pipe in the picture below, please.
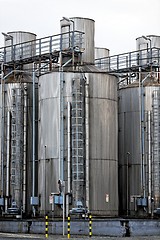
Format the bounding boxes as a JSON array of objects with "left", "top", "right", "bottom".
[
  {"left": 59, "top": 58, "right": 72, "bottom": 181},
  {"left": 23, "top": 84, "right": 27, "bottom": 214},
  {"left": 66, "top": 102, "right": 71, "bottom": 216},
  {"left": 59, "top": 67, "right": 64, "bottom": 181},
  {"left": 126, "top": 152, "right": 130, "bottom": 216},
  {"left": 85, "top": 76, "right": 90, "bottom": 210},
  {"left": 5, "top": 110, "right": 10, "bottom": 212},
  {"left": 32, "top": 63, "right": 36, "bottom": 216},
  {"left": 32, "top": 64, "right": 36, "bottom": 198},
  {"left": 139, "top": 69, "right": 151, "bottom": 198},
  {"left": 1, "top": 62, "right": 4, "bottom": 199},
  {"left": 148, "top": 111, "right": 152, "bottom": 214}
]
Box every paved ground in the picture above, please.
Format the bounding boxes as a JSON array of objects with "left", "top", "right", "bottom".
[{"left": 0, "top": 233, "right": 160, "bottom": 240}]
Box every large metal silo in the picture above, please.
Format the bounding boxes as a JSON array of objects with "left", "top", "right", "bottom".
[
  {"left": 95, "top": 47, "right": 110, "bottom": 70},
  {"left": 61, "top": 17, "right": 95, "bottom": 64},
  {"left": 119, "top": 79, "right": 160, "bottom": 216},
  {"left": 38, "top": 68, "right": 118, "bottom": 216},
  {"left": 4, "top": 31, "right": 36, "bottom": 65},
  {"left": 136, "top": 35, "right": 160, "bottom": 67},
  {"left": 0, "top": 31, "right": 37, "bottom": 215}
]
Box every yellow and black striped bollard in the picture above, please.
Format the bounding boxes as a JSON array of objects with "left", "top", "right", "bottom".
[
  {"left": 68, "top": 214, "right": 71, "bottom": 239},
  {"left": 89, "top": 213, "right": 92, "bottom": 237},
  {"left": 45, "top": 215, "right": 49, "bottom": 238}
]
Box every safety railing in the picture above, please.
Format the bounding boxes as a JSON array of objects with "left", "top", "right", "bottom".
[
  {"left": 0, "top": 31, "right": 84, "bottom": 64},
  {"left": 95, "top": 47, "right": 160, "bottom": 73}
]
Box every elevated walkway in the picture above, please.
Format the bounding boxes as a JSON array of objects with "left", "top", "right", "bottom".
[
  {"left": 95, "top": 47, "right": 160, "bottom": 74},
  {"left": 0, "top": 31, "right": 84, "bottom": 73}
]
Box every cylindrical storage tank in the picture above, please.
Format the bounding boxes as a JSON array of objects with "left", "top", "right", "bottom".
[
  {"left": 119, "top": 80, "right": 160, "bottom": 216},
  {"left": 60, "top": 17, "right": 95, "bottom": 64},
  {"left": 95, "top": 47, "right": 110, "bottom": 70},
  {"left": 4, "top": 31, "right": 36, "bottom": 64},
  {"left": 1, "top": 31, "right": 37, "bottom": 214},
  {"left": 38, "top": 68, "right": 118, "bottom": 216},
  {"left": 0, "top": 78, "right": 35, "bottom": 214},
  {"left": 136, "top": 35, "right": 160, "bottom": 67},
  {"left": 136, "top": 35, "right": 160, "bottom": 50}
]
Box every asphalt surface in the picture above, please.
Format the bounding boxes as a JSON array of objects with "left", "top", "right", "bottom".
[{"left": 0, "top": 233, "right": 160, "bottom": 240}]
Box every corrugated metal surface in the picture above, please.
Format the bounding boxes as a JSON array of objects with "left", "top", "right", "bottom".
[
  {"left": 38, "top": 71, "right": 118, "bottom": 216},
  {"left": 118, "top": 83, "right": 160, "bottom": 215}
]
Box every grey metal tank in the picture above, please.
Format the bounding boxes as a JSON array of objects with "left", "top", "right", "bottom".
[
  {"left": 4, "top": 31, "right": 36, "bottom": 65},
  {"left": 136, "top": 35, "right": 160, "bottom": 67},
  {"left": 95, "top": 47, "right": 110, "bottom": 70},
  {"left": 136, "top": 35, "right": 160, "bottom": 50},
  {"left": 60, "top": 17, "right": 95, "bottom": 64},
  {"left": 118, "top": 78, "right": 160, "bottom": 216},
  {"left": 0, "top": 31, "right": 37, "bottom": 215},
  {"left": 38, "top": 68, "right": 118, "bottom": 216}
]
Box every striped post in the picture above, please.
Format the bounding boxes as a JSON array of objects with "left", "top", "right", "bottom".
[
  {"left": 68, "top": 214, "right": 71, "bottom": 239},
  {"left": 45, "top": 215, "right": 49, "bottom": 238},
  {"left": 89, "top": 213, "right": 92, "bottom": 237}
]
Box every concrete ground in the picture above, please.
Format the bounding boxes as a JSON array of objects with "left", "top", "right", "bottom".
[{"left": 0, "top": 233, "right": 160, "bottom": 240}]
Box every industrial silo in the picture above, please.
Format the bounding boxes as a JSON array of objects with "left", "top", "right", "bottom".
[
  {"left": 0, "top": 31, "right": 37, "bottom": 215},
  {"left": 118, "top": 35, "right": 160, "bottom": 217},
  {"left": 136, "top": 35, "right": 160, "bottom": 68},
  {"left": 38, "top": 17, "right": 118, "bottom": 216},
  {"left": 118, "top": 75, "right": 160, "bottom": 216},
  {"left": 95, "top": 47, "right": 110, "bottom": 70}
]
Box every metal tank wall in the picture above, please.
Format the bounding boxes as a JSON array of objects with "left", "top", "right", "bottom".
[
  {"left": 118, "top": 81, "right": 160, "bottom": 216},
  {"left": 136, "top": 35, "right": 160, "bottom": 67},
  {"left": 60, "top": 17, "right": 95, "bottom": 64},
  {"left": 0, "top": 31, "right": 37, "bottom": 214},
  {"left": 95, "top": 47, "right": 110, "bottom": 70},
  {"left": 38, "top": 70, "right": 118, "bottom": 216},
  {"left": 4, "top": 31, "right": 36, "bottom": 65},
  {"left": 136, "top": 35, "right": 160, "bottom": 50}
]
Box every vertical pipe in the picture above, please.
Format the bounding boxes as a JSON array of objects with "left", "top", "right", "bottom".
[
  {"left": 85, "top": 77, "right": 90, "bottom": 210},
  {"left": 32, "top": 63, "right": 36, "bottom": 215},
  {"left": 23, "top": 84, "right": 27, "bottom": 214},
  {"left": 1, "top": 62, "right": 4, "bottom": 199},
  {"left": 5, "top": 110, "right": 10, "bottom": 212},
  {"left": 67, "top": 102, "right": 71, "bottom": 193},
  {"left": 59, "top": 66, "right": 64, "bottom": 181},
  {"left": 66, "top": 102, "right": 71, "bottom": 216},
  {"left": 59, "top": 34, "right": 64, "bottom": 182},
  {"left": 148, "top": 111, "right": 152, "bottom": 214},
  {"left": 126, "top": 152, "right": 130, "bottom": 216}
]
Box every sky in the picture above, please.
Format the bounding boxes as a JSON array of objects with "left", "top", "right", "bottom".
[{"left": 0, "top": 0, "right": 160, "bottom": 55}]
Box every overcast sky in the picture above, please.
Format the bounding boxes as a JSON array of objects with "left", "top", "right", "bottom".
[{"left": 0, "top": 0, "right": 159, "bottom": 55}]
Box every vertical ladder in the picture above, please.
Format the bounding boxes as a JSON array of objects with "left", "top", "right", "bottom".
[
  {"left": 152, "top": 90, "right": 160, "bottom": 208},
  {"left": 11, "top": 86, "right": 24, "bottom": 206},
  {"left": 72, "top": 78, "right": 85, "bottom": 206}
]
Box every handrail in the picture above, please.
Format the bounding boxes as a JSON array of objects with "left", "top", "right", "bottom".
[
  {"left": 95, "top": 47, "right": 160, "bottom": 72},
  {"left": 0, "top": 31, "right": 84, "bottom": 64}
]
